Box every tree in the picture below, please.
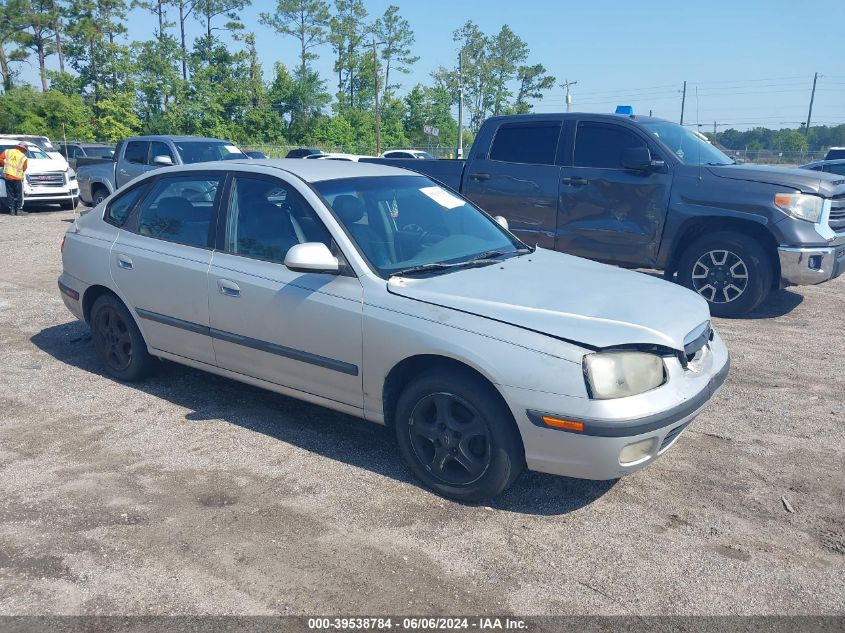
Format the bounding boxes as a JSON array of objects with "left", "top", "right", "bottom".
[
  {"left": 372, "top": 4, "right": 416, "bottom": 101},
  {"left": 194, "top": 0, "right": 249, "bottom": 40},
  {"left": 15, "top": 0, "right": 61, "bottom": 91},
  {"left": 260, "top": 0, "right": 330, "bottom": 124},
  {"left": 510, "top": 63, "right": 555, "bottom": 113},
  {"left": 174, "top": 0, "right": 199, "bottom": 79},
  {"left": 132, "top": 0, "right": 174, "bottom": 41},
  {"left": 488, "top": 25, "right": 527, "bottom": 116},
  {"left": 0, "top": 0, "right": 27, "bottom": 92},
  {"left": 328, "top": 0, "right": 368, "bottom": 110}
]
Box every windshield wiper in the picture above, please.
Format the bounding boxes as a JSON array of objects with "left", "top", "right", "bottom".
[{"left": 391, "top": 247, "right": 534, "bottom": 278}]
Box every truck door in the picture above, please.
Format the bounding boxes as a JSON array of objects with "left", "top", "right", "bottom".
[
  {"left": 557, "top": 120, "right": 672, "bottom": 267},
  {"left": 461, "top": 121, "right": 562, "bottom": 249},
  {"left": 116, "top": 140, "right": 151, "bottom": 188}
]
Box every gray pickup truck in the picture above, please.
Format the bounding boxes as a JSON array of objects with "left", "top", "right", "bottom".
[
  {"left": 364, "top": 113, "right": 845, "bottom": 316},
  {"left": 77, "top": 135, "right": 246, "bottom": 206}
]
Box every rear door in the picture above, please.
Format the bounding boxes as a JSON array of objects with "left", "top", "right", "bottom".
[
  {"left": 461, "top": 121, "right": 563, "bottom": 248},
  {"left": 116, "top": 140, "right": 151, "bottom": 188},
  {"left": 110, "top": 171, "right": 224, "bottom": 365},
  {"left": 557, "top": 119, "right": 672, "bottom": 267}
]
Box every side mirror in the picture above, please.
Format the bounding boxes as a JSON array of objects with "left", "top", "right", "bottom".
[
  {"left": 152, "top": 154, "right": 174, "bottom": 166},
  {"left": 622, "top": 146, "right": 662, "bottom": 171},
  {"left": 284, "top": 242, "right": 339, "bottom": 274},
  {"left": 494, "top": 215, "right": 509, "bottom": 230}
]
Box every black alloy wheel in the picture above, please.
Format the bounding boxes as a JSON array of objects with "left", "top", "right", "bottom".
[
  {"left": 395, "top": 368, "right": 524, "bottom": 501},
  {"left": 408, "top": 392, "right": 491, "bottom": 486},
  {"left": 90, "top": 294, "right": 156, "bottom": 381}
]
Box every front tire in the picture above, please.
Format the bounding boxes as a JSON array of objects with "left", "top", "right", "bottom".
[
  {"left": 394, "top": 368, "right": 524, "bottom": 502},
  {"left": 677, "top": 231, "right": 772, "bottom": 317},
  {"left": 90, "top": 294, "right": 156, "bottom": 381},
  {"left": 60, "top": 199, "right": 77, "bottom": 211},
  {"left": 92, "top": 186, "right": 109, "bottom": 206}
]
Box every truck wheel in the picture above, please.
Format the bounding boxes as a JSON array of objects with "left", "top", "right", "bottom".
[
  {"left": 90, "top": 294, "right": 156, "bottom": 382},
  {"left": 677, "top": 231, "right": 772, "bottom": 317},
  {"left": 92, "top": 187, "right": 109, "bottom": 206},
  {"left": 394, "top": 368, "right": 524, "bottom": 502}
]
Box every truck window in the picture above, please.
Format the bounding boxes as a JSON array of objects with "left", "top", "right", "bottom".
[
  {"left": 149, "top": 141, "right": 175, "bottom": 164},
  {"left": 124, "top": 141, "right": 149, "bottom": 165},
  {"left": 574, "top": 122, "right": 647, "bottom": 169},
  {"left": 489, "top": 123, "right": 560, "bottom": 165}
]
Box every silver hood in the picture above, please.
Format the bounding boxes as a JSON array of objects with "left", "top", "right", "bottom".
[{"left": 387, "top": 248, "right": 710, "bottom": 351}]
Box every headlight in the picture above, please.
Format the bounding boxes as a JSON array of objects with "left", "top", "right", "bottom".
[
  {"left": 67, "top": 168, "right": 77, "bottom": 182},
  {"left": 774, "top": 192, "right": 823, "bottom": 223},
  {"left": 583, "top": 351, "right": 666, "bottom": 400}
]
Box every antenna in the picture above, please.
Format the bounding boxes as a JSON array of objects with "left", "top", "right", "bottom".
[
  {"left": 696, "top": 86, "right": 702, "bottom": 180},
  {"left": 62, "top": 122, "right": 78, "bottom": 219}
]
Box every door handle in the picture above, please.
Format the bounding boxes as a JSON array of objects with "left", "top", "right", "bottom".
[
  {"left": 469, "top": 172, "right": 490, "bottom": 181},
  {"left": 217, "top": 279, "right": 240, "bottom": 297},
  {"left": 116, "top": 255, "right": 133, "bottom": 270},
  {"left": 561, "top": 177, "right": 588, "bottom": 186}
]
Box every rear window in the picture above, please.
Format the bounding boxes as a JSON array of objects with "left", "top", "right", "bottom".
[
  {"left": 826, "top": 149, "right": 845, "bottom": 161},
  {"left": 489, "top": 123, "right": 560, "bottom": 165}
]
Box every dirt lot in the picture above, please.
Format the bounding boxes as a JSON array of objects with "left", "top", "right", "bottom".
[{"left": 0, "top": 207, "right": 843, "bottom": 616}]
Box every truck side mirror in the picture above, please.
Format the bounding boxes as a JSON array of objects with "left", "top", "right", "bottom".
[
  {"left": 621, "top": 147, "right": 654, "bottom": 171},
  {"left": 152, "top": 155, "right": 174, "bottom": 166}
]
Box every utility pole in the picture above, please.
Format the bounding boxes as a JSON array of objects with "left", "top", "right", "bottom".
[
  {"left": 560, "top": 79, "right": 577, "bottom": 112},
  {"left": 372, "top": 38, "right": 385, "bottom": 155},
  {"left": 680, "top": 81, "right": 686, "bottom": 125},
  {"left": 456, "top": 49, "right": 464, "bottom": 159},
  {"left": 805, "top": 72, "right": 818, "bottom": 136}
]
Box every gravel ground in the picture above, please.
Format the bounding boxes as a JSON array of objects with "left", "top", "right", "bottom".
[{"left": 0, "top": 207, "right": 843, "bottom": 616}]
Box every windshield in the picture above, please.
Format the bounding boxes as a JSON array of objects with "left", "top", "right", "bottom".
[
  {"left": 0, "top": 144, "right": 49, "bottom": 160},
  {"left": 174, "top": 141, "right": 246, "bottom": 163},
  {"left": 642, "top": 120, "right": 734, "bottom": 165},
  {"left": 314, "top": 175, "right": 525, "bottom": 278},
  {"left": 85, "top": 146, "right": 115, "bottom": 158}
]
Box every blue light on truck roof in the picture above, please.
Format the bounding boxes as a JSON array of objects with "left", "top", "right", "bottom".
[{"left": 615, "top": 105, "right": 634, "bottom": 115}]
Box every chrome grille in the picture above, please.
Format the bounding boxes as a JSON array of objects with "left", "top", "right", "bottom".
[
  {"left": 26, "top": 172, "right": 65, "bottom": 187},
  {"left": 830, "top": 194, "right": 845, "bottom": 232}
]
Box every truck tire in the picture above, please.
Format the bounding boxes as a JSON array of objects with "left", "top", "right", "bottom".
[
  {"left": 677, "top": 231, "right": 772, "bottom": 317},
  {"left": 92, "top": 186, "right": 109, "bottom": 206},
  {"left": 394, "top": 368, "right": 525, "bottom": 502}
]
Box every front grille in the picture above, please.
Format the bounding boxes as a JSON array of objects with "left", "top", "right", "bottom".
[
  {"left": 26, "top": 173, "right": 65, "bottom": 187},
  {"left": 659, "top": 421, "right": 691, "bottom": 452},
  {"left": 830, "top": 194, "right": 845, "bottom": 232}
]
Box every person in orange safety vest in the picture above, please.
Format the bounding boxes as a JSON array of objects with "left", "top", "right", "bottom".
[{"left": 0, "top": 142, "right": 29, "bottom": 215}]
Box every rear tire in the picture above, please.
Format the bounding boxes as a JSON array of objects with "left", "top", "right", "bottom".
[
  {"left": 90, "top": 294, "right": 156, "bottom": 381},
  {"left": 394, "top": 368, "right": 524, "bottom": 502},
  {"left": 677, "top": 231, "right": 772, "bottom": 317}
]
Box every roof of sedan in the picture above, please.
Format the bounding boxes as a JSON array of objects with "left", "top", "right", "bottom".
[{"left": 224, "top": 158, "right": 414, "bottom": 182}]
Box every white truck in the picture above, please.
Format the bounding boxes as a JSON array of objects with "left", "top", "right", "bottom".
[{"left": 0, "top": 141, "right": 79, "bottom": 211}]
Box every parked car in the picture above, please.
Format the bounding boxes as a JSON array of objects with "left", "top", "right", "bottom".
[
  {"left": 57, "top": 141, "right": 116, "bottom": 171},
  {"left": 58, "top": 160, "right": 729, "bottom": 501},
  {"left": 800, "top": 159, "right": 845, "bottom": 177},
  {"left": 314, "top": 152, "right": 374, "bottom": 162},
  {"left": 76, "top": 135, "right": 246, "bottom": 206},
  {"left": 824, "top": 147, "right": 845, "bottom": 161},
  {"left": 364, "top": 113, "right": 845, "bottom": 317},
  {"left": 243, "top": 149, "right": 268, "bottom": 159},
  {"left": 0, "top": 134, "right": 69, "bottom": 170},
  {"left": 382, "top": 149, "right": 435, "bottom": 160},
  {"left": 286, "top": 147, "right": 323, "bottom": 158},
  {"left": 0, "top": 141, "right": 78, "bottom": 211}
]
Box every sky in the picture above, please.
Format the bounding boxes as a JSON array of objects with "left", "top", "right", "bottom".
[{"left": 25, "top": 0, "right": 845, "bottom": 132}]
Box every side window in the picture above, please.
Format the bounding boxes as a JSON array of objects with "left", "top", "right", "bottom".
[
  {"left": 149, "top": 141, "right": 175, "bottom": 165},
  {"left": 489, "top": 123, "right": 561, "bottom": 165},
  {"left": 226, "top": 176, "right": 332, "bottom": 264},
  {"left": 124, "top": 141, "right": 149, "bottom": 165},
  {"left": 574, "top": 123, "right": 648, "bottom": 169},
  {"left": 135, "top": 176, "right": 222, "bottom": 247},
  {"left": 829, "top": 164, "right": 845, "bottom": 176},
  {"left": 105, "top": 184, "right": 149, "bottom": 226}
]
